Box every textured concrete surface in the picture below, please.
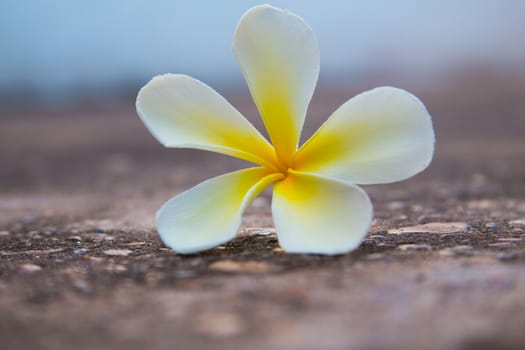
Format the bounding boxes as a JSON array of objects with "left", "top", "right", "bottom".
[{"left": 1, "top": 78, "right": 525, "bottom": 349}]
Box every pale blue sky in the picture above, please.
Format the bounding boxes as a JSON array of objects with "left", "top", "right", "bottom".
[{"left": 1, "top": 0, "right": 524, "bottom": 101}]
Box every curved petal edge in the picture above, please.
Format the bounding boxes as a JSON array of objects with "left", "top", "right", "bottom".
[
  {"left": 136, "top": 73, "right": 277, "bottom": 169},
  {"left": 272, "top": 171, "right": 373, "bottom": 255},
  {"left": 156, "top": 167, "right": 282, "bottom": 254},
  {"left": 233, "top": 5, "right": 320, "bottom": 166},
  {"left": 295, "top": 87, "right": 435, "bottom": 184}
]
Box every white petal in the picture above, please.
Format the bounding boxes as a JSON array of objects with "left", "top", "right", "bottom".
[
  {"left": 137, "top": 74, "right": 277, "bottom": 169},
  {"left": 233, "top": 5, "right": 319, "bottom": 166},
  {"left": 295, "top": 87, "right": 435, "bottom": 184},
  {"left": 272, "top": 171, "right": 372, "bottom": 255},
  {"left": 157, "top": 167, "right": 283, "bottom": 254}
]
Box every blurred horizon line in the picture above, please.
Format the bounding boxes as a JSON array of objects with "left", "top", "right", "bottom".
[
  {"left": 2, "top": 59, "right": 524, "bottom": 109},
  {"left": 2, "top": 1, "right": 525, "bottom": 109}
]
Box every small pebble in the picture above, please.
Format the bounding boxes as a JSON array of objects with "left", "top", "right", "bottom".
[
  {"left": 488, "top": 242, "right": 515, "bottom": 249},
  {"left": 103, "top": 249, "right": 133, "bottom": 256},
  {"left": 509, "top": 219, "right": 525, "bottom": 227},
  {"left": 397, "top": 244, "right": 432, "bottom": 251},
  {"left": 369, "top": 235, "right": 387, "bottom": 241},
  {"left": 19, "top": 263, "right": 42, "bottom": 273},
  {"left": 497, "top": 238, "right": 522, "bottom": 242},
  {"left": 208, "top": 260, "right": 278, "bottom": 273},
  {"left": 95, "top": 227, "right": 106, "bottom": 233},
  {"left": 252, "top": 230, "right": 275, "bottom": 236},
  {"left": 0, "top": 231, "right": 9, "bottom": 237},
  {"left": 376, "top": 242, "right": 397, "bottom": 248},
  {"left": 73, "top": 248, "right": 89, "bottom": 255},
  {"left": 485, "top": 222, "right": 499, "bottom": 229},
  {"left": 67, "top": 236, "right": 82, "bottom": 242},
  {"left": 245, "top": 227, "right": 276, "bottom": 236},
  {"left": 388, "top": 222, "right": 469, "bottom": 235}
]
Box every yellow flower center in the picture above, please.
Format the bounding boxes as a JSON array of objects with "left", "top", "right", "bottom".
[{"left": 265, "top": 148, "right": 297, "bottom": 180}]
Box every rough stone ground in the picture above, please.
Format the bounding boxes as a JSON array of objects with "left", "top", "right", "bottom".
[{"left": 1, "top": 78, "right": 525, "bottom": 349}]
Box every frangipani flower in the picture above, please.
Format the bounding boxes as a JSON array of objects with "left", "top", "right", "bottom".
[{"left": 136, "top": 4, "right": 435, "bottom": 255}]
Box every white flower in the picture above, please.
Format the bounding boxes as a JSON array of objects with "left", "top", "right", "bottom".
[{"left": 136, "top": 5, "right": 435, "bottom": 255}]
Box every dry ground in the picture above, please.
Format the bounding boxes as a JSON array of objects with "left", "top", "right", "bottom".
[{"left": 1, "top": 77, "right": 525, "bottom": 349}]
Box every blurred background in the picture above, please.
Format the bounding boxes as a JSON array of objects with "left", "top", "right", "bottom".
[
  {"left": 1, "top": 0, "right": 524, "bottom": 196},
  {"left": 1, "top": 0, "right": 524, "bottom": 104}
]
